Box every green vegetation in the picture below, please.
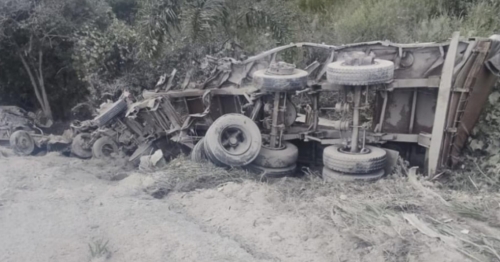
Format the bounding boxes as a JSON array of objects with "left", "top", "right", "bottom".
[
  {"left": 88, "top": 239, "right": 111, "bottom": 260},
  {"left": 0, "top": 0, "right": 498, "bottom": 121}
]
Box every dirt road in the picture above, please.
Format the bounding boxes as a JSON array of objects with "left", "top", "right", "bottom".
[
  {"left": 0, "top": 154, "right": 268, "bottom": 262},
  {"left": 1, "top": 152, "right": 499, "bottom": 262}
]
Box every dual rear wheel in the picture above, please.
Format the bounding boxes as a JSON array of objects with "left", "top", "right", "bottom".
[
  {"left": 191, "top": 114, "right": 298, "bottom": 178},
  {"left": 71, "top": 134, "right": 119, "bottom": 159}
]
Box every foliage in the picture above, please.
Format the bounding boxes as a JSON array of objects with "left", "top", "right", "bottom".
[
  {"left": 451, "top": 83, "right": 500, "bottom": 191},
  {"left": 73, "top": 18, "right": 138, "bottom": 80},
  {"left": 136, "top": 0, "right": 181, "bottom": 58},
  {"left": 0, "top": 0, "right": 499, "bottom": 124},
  {"left": 0, "top": 0, "right": 105, "bottom": 119},
  {"left": 183, "top": 0, "right": 228, "bottom": 43}
]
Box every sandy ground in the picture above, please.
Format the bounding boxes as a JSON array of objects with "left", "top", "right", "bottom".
[{"left": 1, "top": 151, "right": 500, "bottom": 262}]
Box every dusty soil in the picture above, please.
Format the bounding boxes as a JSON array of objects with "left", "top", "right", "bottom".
[{"left": 1, "top": 150, "right": 500, "bottom": 262}]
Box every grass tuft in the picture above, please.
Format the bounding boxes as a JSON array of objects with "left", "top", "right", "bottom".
[{"left": 88, "top": 239, "right": 110, "bottom": 261}]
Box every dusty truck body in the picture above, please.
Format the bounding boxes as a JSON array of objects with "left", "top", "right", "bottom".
[
  {"left": 0, "top": 106, "right": 72, "bottom": 155},
  {"left": 98, "top": 32, "right": 500, "bottom": 178}
]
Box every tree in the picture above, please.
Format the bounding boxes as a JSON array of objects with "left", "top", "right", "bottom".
[
  {"left": 0, "top": 0, "right": 109, "bottom": 121},
  {"left": 0, "top": 0, "right": 66, "bottom": 122}
]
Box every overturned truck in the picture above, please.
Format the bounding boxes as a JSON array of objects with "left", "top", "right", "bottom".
[{"left": 73, "top": 32, "right": 500, "bottom": 180}]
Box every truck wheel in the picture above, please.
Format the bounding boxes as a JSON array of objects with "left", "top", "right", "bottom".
[
  {"left": 323, "top": 145, "right": 387, "bottom": 174},
  {"left": 326, "top": 59, "right": 394, "bottom": 86},
  {"left": 253, "top": 142, "right": 298, "bottom": 168},
  {"left": 322, "top": 167, "right": 385, "bottom": 182},
  {"left": 191, "top": 138, "right": 207, "bottom": 162},
  {"left": 9, "top": 130, "right": 35, "bottom": 156},
  {"left": 71, "top": 133, "right": 93, "bottom": 159},
  {"left": 253, "top": 69, "right": 308, "bottom": 92},
  {"left": 92, "top": 98, "right": 127, "bottom": 127},
  {"left": 248, "top": 164, "right": 297, "bottom": 178},
  {"left": 204, "top": 114, "right": 262, "bottom": 167},
  {"left": 92, "top": 136, "right": 119, "bottom": 159}
]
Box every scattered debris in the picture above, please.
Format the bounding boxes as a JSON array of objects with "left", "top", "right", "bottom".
[{"left": 139, "top": 150, "right": 167, "bottom": 172}]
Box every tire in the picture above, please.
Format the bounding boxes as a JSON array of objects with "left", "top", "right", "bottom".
[
  {"left": 326, "top": 59, "right": 394, "bottom": 86},
  {"left": 248, "top": 164, "right": 297, "bottom": 178},
  {"left": 323, "top": 145, "right": 387, "bottom": 174},
  {"left": 284, "top": 100, "right": 298, "bottom": 127},
  {"left": 92, "top": 98, "right": 127, "bottom": 127},
  {"left": 253, "top": 142, "right": 298, "bottom": 168},
  {"left": 71, "top": 133, "right": 93, "bottom": 159},
  {"left": 92, "top": 136, "right": 119, "bottom": 159},
  {"left": 9, "top": 130, "right": 35, "bottom": 156},
  {"left": 204, "top": 114, "right": 262, "bottom": 167},
  {"left": 191, "top": 138, "right": 207, "bottom": 162},
  {"left": 253, "top": 69, "right": 308, "bottom": 91},
  {"left": 322, "top": 167, "right": 385, "bottom": 182}
]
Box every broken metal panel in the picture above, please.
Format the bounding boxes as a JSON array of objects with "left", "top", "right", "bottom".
[
  {"left": 186, "top": 97, "right": 206, "bottom": 115},
  {"left": 219, "top": 95, "right": 240, "bottom": 115},
  {"left": 413, "top": 89, "right": 437, "bottom": 134},
  {"left": 207, "top": 96, "right": 221, "bottom": 121},
  {"left": 381, "top": 91, "right": 413, "bottom": 133}
]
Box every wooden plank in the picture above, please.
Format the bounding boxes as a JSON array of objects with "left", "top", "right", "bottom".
[
  {"left": 143, "top": 87, "right": 259, "bottom": 99},
  {"left": 388, "top": 77, "right": 440, "bottom": 89},
  {"left": 428, "top": 32, "right": 460, "bottom": 176},
  {"left": 380, "top": 134, "right": 419, "bottom": 143},
  {"left": 316, "top": 51, "right": 335, "bottom": 82},
  {"left": 319, "top": 133, "right": 420, "bottom": 145}
]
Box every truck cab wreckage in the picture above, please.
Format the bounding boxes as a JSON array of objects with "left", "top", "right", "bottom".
[{"left": 69, "top": 32, "right": 500, "bottom": 180}]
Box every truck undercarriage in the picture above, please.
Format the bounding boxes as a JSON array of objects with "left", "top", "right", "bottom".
[{"left": 67, "top": 32, "right": 500, "bottom": 179}]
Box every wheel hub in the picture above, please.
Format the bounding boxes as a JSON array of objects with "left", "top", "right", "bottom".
[
  {"left": 339, "top": 146, "right": 371, "bottom": 155},
  {"left": 344, "top": 52, "right": 375, "bottom": 66},
  {"left": 262, "top": 142, "right": 285, "bottom": 151},
  {"left": 102, "top": 144, "right": 114, "bottom": 156},
  {"left": 220, "top": 127, "right": 250, "bottom": 155},
  {"left": 19, "top": 137, "right": 29, "bottom": 148},
  {"left": 228, "top": 137, "right": 238, "bottom": 146},
  {"left": 266, "top": 62, "right": 296, "bottom": 75}
]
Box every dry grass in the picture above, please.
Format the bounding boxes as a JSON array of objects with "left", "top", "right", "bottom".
[
  {"left": 260, "top": 167, "right": 500, "bottom": 261},
  {"left": 88, "top": 239, "right": 111, "bottom": 261},
  {"left": 136, "top": 154, "right": 500, "bottom": 260},
  {"left": 143, "top": 156, "right": 257, "bottom": 198}
]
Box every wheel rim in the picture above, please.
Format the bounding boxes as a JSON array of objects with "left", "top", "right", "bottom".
[
  {"left": 219, "top": 126, "right": 251, "bottom": 156},
  {"left": 77, "top": 134, "right": 92, "bottom": 150},
  {"left": 15, "top": 134, "right": 33, "bottom": 153},
  {"left": 338, "top": 146, "right": 371, "bottom": 155},
  {"left": 341, "top": 60, "right": 379, "bottom": 67},
  {"left": 262, "top": 142, "right": 286, "bottom": 151}
]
